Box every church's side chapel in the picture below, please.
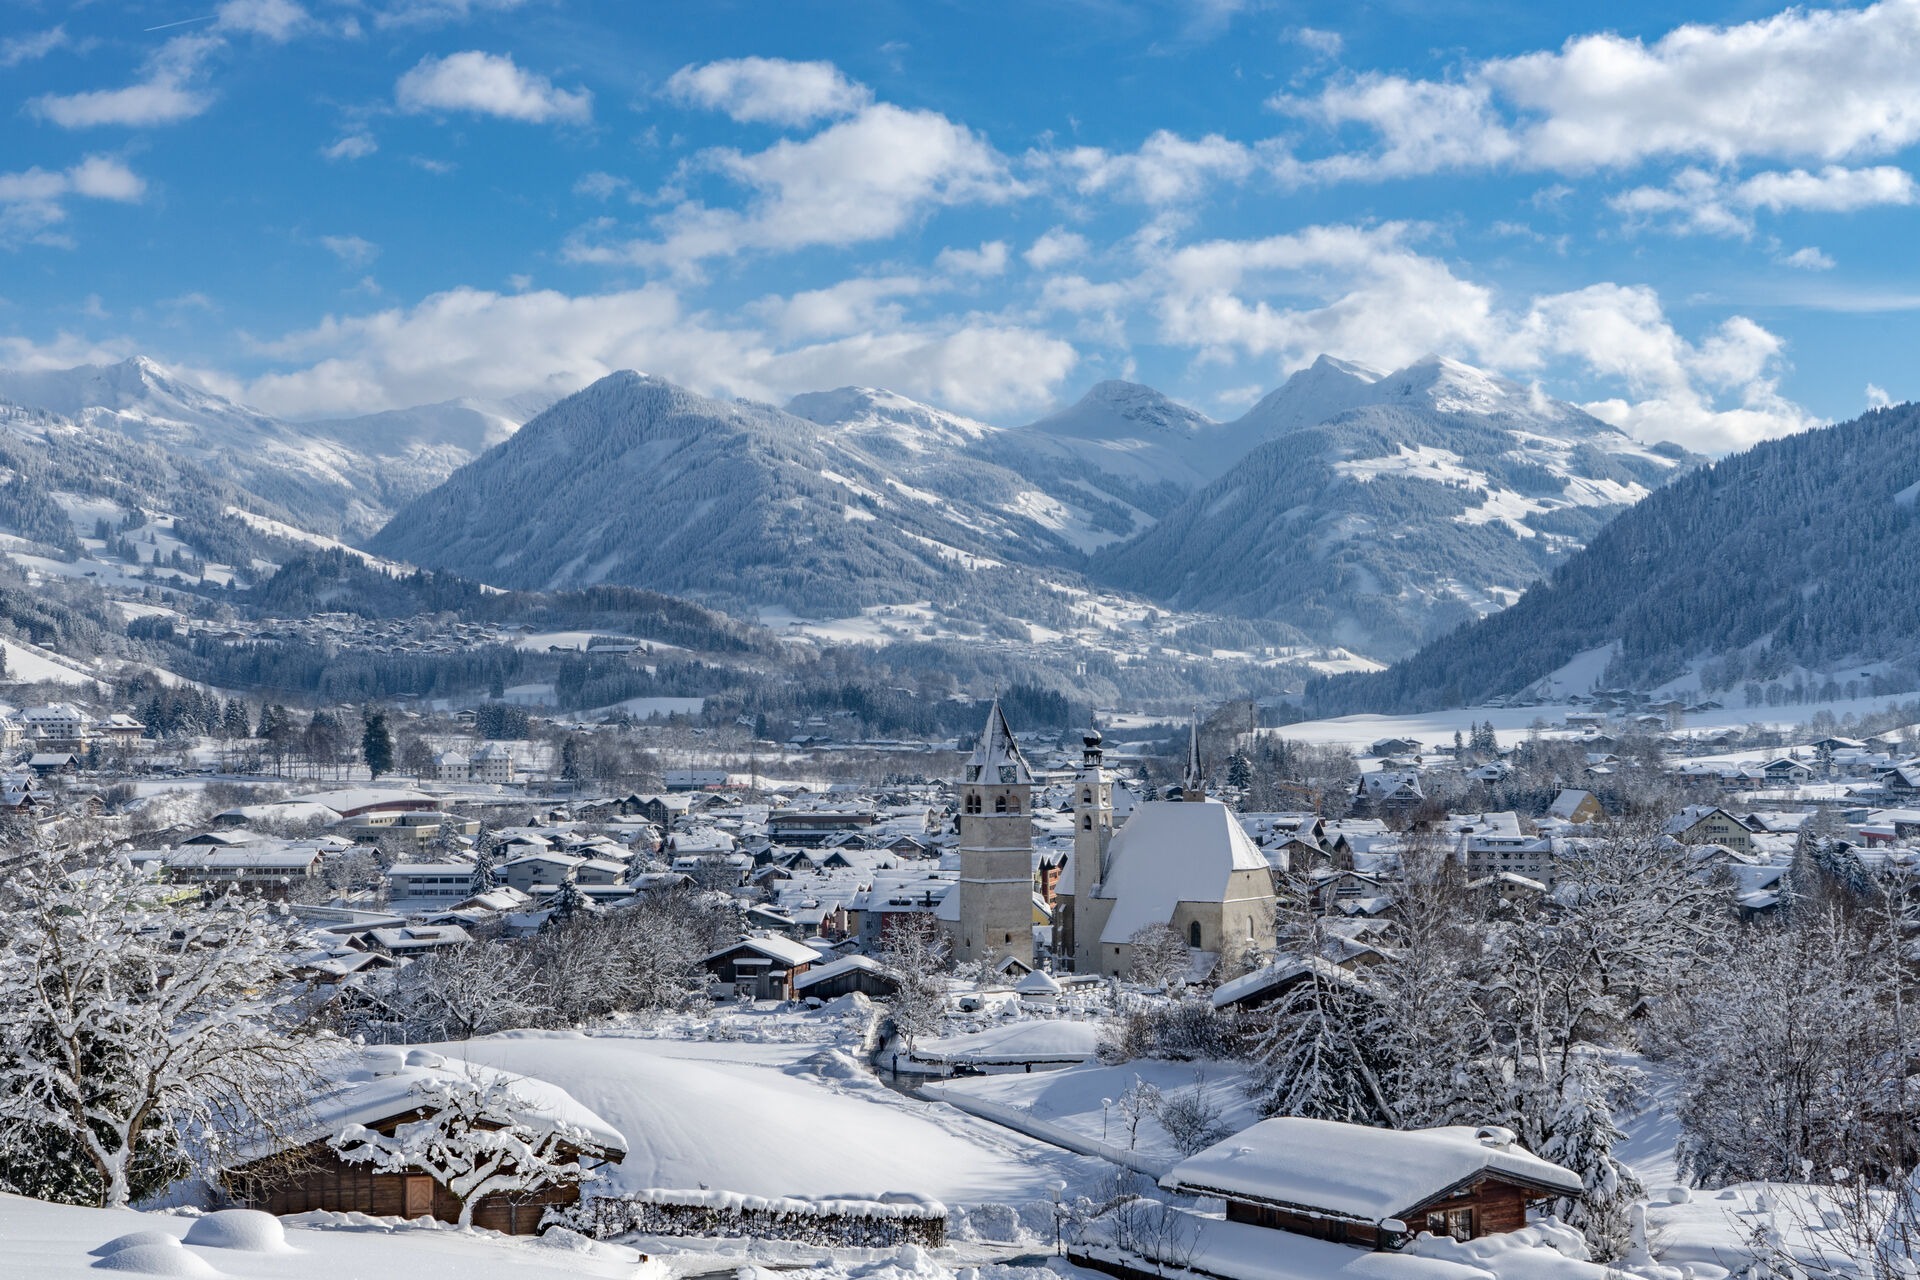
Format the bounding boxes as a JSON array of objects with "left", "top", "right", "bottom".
[{"left": 1057, "top": 721, "right": 1277, "bottom": 978}]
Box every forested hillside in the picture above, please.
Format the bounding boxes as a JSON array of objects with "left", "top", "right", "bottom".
[{"left": 1307, "top": 403, "right": 1920, "bottom": 712}]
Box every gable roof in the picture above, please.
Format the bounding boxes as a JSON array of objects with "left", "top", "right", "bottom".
[
  {"left": 1095, "top": 798, "right": 1271, "bottom": 944},
  {"left": 1163, "top": 1118, "right": 1581, "bottom": 1225}
]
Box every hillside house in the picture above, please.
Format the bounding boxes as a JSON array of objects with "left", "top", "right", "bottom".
[
  {"left": 1160, "top": 1118, "right": 1581, "bottom": 1249},
  {"left": 1547, "top": 789, "right": 1603, "bottom": 824}
]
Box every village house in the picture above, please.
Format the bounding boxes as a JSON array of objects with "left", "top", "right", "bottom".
[
  {"left": 385, "top": 861, "right": 479, "bottom": 902},
  {"left": 220, "top": 1049, "right": 626, "bottom": 1235},
  {"left": 163, "top": 844, "right": 325, "bottom": 900},
  {"left": 701, "top": 934, "right": 819, "bottom": 1000},
  {"left": 1159, "top": 1117, "right": 1583, "bottom": 1249},
  {"left": 1666, "top": 805, "right": 1756, "bottom": 853}
]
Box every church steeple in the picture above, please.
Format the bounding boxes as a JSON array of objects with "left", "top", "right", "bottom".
[
  {"left": 1182, "top": 715, "right": 1206, "bottom": 802},
  {"left": 952, "top": 698, "right": 1035, "bottom": 968},
  {"left": 966, "top": 698, "right": 1032, "bottom": 786}
]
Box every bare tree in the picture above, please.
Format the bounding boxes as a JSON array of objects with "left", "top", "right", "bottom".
[
  {"left": 876, "top": 915, "right": 951, "bottom": 1051},
  {"left": 1126, "top": 923, "right": 1193, "bottom": 990}
]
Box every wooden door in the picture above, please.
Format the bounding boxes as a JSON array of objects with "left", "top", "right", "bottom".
[{"left": 403, "top": 1175, "right": 433, "bottom": 1219}]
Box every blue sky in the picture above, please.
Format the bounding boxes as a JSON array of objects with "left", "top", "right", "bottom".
[{"left": 3, "top": 0, "right": 1918, "bottom": 451}]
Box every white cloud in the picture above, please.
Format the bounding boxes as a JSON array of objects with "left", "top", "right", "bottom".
[
  {"left": 935, "top": 240, "right": 1009, "bottom": 276},
  {"left": 372, "top": 0, "right": 529, "bottom": 28},
  {"left": 1, "top": 25, "right": 70, "bottom": 67},
  {"left": 1611, "top": 165, "right": 1918, "bottom": 236},
  {"left": 574, "top": 171, "right": 629, "bottom": 200},
  {"left": 215, "top": 0, "right": 310, "bottom": 41},
  {"left": 322, "top": 134, "right": 378, "bottom": 161},
  {"left": 320, "top": 234, "right": 379, "bottom": 266},
  {"left": 239, "top": 283, "right": 1074, "bottom": 419},
  {"left": 1277, "top": 2, "right": 1920, "bottom": 179},
  {"left": 1777, "top": 246, "right": 1836, "bottom": 271},
  {"left": 1146, "top": 221, "right": 1815, "bottom": 452},
  {"left": 1866, "top": 382, "right": 1893, "bottom": 409},
  {"left": 0, "top": 156, "right": 145, "bottom": 248},
  {"left": 1025, "top": 227, "right": 1090, "bottom": 270},
  {"left": 570, "top": 104, "right": 1019, "bottom": 269},
  {"left": 748, "top": 275, "right": 929, "bottom": 341},
  {"left": 1290, "top": 27, "right": 1343, "bottom": 58},
  {"left": 664, "top": 57, "right": 871, "bottom": 127},
  {"left": 396, "top": 51, "right": 591, "bottom": 124},
  {"left": 29, "top": 41, "right": 214, "bottom": 128},
  {"left": 1053, "top": 131, "right": 1258, "bottom": 204},
  {"left": 0, "top": 331, "right": 137, "bottom": 372}
]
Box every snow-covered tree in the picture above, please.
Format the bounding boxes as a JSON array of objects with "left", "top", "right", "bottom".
[
  {"left": 366, "top": 942, "right": 542, "bottom": 1042},
  {"left": 0, "top": 853, "right": 325, "bottom": 1208},
  {"left": 1126, "top": 923, "right": 1193, "bottom": 990},
  {"left": 467, "top": 850, "right": 497, "bottom": 897},
  {"left": 876, "top": 915, "right": 950, "bottom": 1050},
  {"left": 1248, "top": 962, "right": 1395, "bottom": 1126},
  {"left": 545, "top": 872, "right": 591, "bottom": 927},
  {"left": 1540, "top": 1053, "right": 1643, "bottom": 1260},
  {"left": 1157, "top": 1076, "right": 1229, "bottom": 1156},
  {"left": 330, "top": 1064, "right": 601, "bottom": 1229}
]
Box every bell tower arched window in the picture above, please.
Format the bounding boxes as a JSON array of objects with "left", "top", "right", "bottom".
[
  {"left": 994, "top": 795, "right": 1008, "bottom": 814},
  {"left": 964, "top": 794, "right": 982, "bottom": 814},
  {"left": 1188, "top": 921, "right": 1203, "bottom": 948}
]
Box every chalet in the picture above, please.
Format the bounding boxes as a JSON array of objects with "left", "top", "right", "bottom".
[
  {"left": 701, "top": 934, "right": 819, "bottom": 1000},
  {"left": 1756, "top": 758, "right": 1816, "bottom": 787},
  {"left": 1368, "top": 738, "right": 1422, "bottom": 758},
  {"left": 1160, "top": 1117, "right": 1582, "bottom": 1249},
  {"left": 27, "top": 752, "right": 81, "bottom": 776},
  {"left": 1211, "top": 952, "right": 1382, "bottom": 1013},
  {"left": 363, "top": 924, "right": 473, "bottom": 956},
  {"left": 1356, "top": 770, "right": 1425, "bottom": 817},
  {"left": 792, "top": 953, "right": 900, "bottom": 1000},
  {"left": 220, "top": 1049, "right": 625, "bottom": 1235}
]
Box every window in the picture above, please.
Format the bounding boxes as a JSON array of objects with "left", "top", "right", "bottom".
[
  {"left": 1082, "top": 789, "right": 1092, "bottom": 804},
  {"left": 995, "top": 795, "right": 1008, "bottom": 813},
  {"left": 965, "top": 794, "right": 981, "bottom": 814},
  {"left": 1188, "top": 921, "right": 1202, "bottom": 948},
  {"left": 1082, "top": 815, "right": 1092, "bottom": 830}
]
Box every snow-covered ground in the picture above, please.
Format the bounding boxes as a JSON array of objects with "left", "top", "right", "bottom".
[
  {"left": 0, "top": 635, "right": 100, "bottom": 687},
  {"left": 431, "top": 1023, "right": 1108, "bottom": 1207}
]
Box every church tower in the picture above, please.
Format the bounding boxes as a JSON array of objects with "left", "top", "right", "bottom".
[
  {"left": 952, "top": 700, "right": 1035, "bottom": 967},
  {"left": 1179, "top": 717, "right": 1207, "bottom": 802},
  {"left": 1069, "top": 728, "right": 1115, "bottom": 974}
]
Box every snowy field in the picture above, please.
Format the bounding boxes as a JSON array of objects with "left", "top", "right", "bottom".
[
  {"left": 432, "top": 1025, "right": 1107, "bottom": 1206},
  {"left": 1269, "top": 687, "right": 1920, "bottom": 754}
]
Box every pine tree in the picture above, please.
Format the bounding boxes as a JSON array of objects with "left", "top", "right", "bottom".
[
  {"left": 546, "top": 873, "right": 589, "bottom": 926},
  {"left": 467, "top": 852, "right": 497, "bottom": 898},
  {"left": 560, "top": 736, "right": 583, "bottom": 783},
  {"left": 1249, "top": 964, "right": 1395, "bottom": 1126},
  {"left": 1541, "top": 1054, "right": 1643, "bottom": 1260},
  {"left": 361, "top": 710, "right": 395, "bottom": 780}
]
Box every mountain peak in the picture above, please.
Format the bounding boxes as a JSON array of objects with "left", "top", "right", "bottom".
[
  {"left": 786, "top": 385, "right": 993, "bottom": 451},
  {"left": 1029, "top": 380, "right": 1214, "bottom": 442}
]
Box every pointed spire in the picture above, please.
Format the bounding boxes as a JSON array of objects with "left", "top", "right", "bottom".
[
  {"left": 966, "top": 698, "right": 1032, "bottom": 785},
  {"left": 1183, "top": 714, "right": 1205, "bottom": 800}
]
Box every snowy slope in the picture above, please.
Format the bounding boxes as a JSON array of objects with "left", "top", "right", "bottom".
[{"left": 433, "top": 1031, "right": 1102, "bottom": 1205}]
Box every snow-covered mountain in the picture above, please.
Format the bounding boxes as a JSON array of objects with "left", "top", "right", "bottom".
[
  {"left": 0, "top": 358, "right": 551, "bottom": 537},
  {"left": 1093, "top": 356, "right": 1701, "bottom": 658},
  {"left": 370, "top": 372, "right": 1172, "bottom": 613}
]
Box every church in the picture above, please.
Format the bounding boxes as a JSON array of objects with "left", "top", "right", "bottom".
[
  {"left": 939, "top": 700, "right": 1043, "bottom": 968},
  {"left": 1053, "top": 724, "right": 1277, "bottom": 979}
]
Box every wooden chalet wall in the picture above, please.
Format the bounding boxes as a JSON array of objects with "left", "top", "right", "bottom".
[
  {"left": 224, "top": 1135, "right": 595, "bottom": 1236},
  {"left": 1220, "top": 1174, "right": 1540, "bottom": 1248}
]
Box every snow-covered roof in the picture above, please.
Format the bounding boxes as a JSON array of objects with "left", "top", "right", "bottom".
[
  {"left": 965, "top": 700, "right": 1032, "bottom": 786},
  {"left": 913, "top": 1019, "right": 1100, "bottom": 1065},
  {"left": 704, "top": 934, "right": 821, "bottom": 968},
  {"left": 1163, "top": 1118, "right": 1582, "bottom": 1223},
  {"left": 224, "top": 1048, "right": 626, "bottom": 1167},
  {"left": 1095, "top": 799, "right": 1270, "bottom": 944},
  {"left": 793, "top": 954, "right": 889, "bottom": 991}
]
